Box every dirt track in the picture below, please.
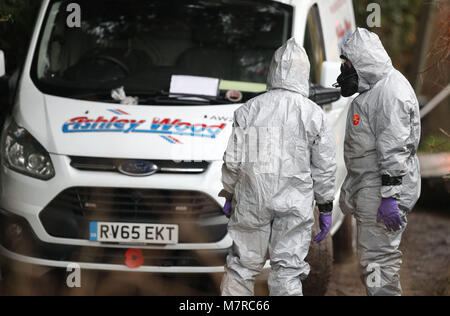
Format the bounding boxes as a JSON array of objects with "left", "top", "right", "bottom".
[{"left": 326, "top": 208, "right": 450, "bottom": 296}]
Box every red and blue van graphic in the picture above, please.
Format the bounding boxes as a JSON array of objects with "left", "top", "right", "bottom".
[{"left": 62, "top": 110, "right": 227, "bottom": 140}]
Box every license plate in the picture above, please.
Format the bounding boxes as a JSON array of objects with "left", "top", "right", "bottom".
[{"left": 89, "top": 222, "right": 179, "bottom": 245}]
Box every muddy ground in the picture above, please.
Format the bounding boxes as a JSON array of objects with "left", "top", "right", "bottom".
[
  {"left": 1, "top": 207, "right": 448, "bottom": 296},
  {"left": 326, "top": 207, "right": 450, "bottom": 296}
]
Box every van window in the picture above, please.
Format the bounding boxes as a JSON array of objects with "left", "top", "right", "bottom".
[
  {"left": 304, "top": 4, "right": 326, "bottom": 84},
  {"left": 31, "top": 0, "right": 293, "bottom": 102}
]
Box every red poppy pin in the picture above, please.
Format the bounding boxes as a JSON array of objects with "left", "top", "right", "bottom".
[{"left": 125, "top": 248, "right": 144, "bottom": 268}]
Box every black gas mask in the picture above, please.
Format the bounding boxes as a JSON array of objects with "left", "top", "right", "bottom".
[{"left": 333, "top": 57, "right": 359, "bottom": 97}]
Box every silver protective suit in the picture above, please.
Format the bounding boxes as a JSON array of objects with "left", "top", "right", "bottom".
[
  {"left": 339, "top": 28, "right": 421, "bottom": 296},
  {"left": 221, "top": 38, "right": 337, "bottom": 296}
]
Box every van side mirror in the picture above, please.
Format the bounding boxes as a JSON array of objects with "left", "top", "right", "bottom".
[
  {"left": 0, "top": 50, "right": 5, "bottom": 78},
  {"left": 309, "top": 61, "right": 342, "bottom": 106},
  {"left": 0, "top": 50, "right": 9, "bottom": 96},
  {"left": 309, "top": 84, "right": 341, "bottom": 105},
  {"left": 320, "top": 61, "right": 341, "bottom": 88},
  {"left": 318, "top": 60, "right": 350, "bottom": 109}
]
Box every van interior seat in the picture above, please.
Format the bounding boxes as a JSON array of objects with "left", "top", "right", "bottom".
[
  {"left": 177, "top": 46, "right": 275, "bottom": 83},
  {"left": 175, "top": 25, "right": 234, "bottom": 80},
  {"left": 133, "top": 19, "right": 194, "bottom": 67},
  {"left": 176, "top": 47, "right": 234, "bottom": 79},
  {"left": 176, "top": 24, "right": 281, "bottom": 83},
  {"left": 55, "top": 29, "right": 96, "bottom": 73}
]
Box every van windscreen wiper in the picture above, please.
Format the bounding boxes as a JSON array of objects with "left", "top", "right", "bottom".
[
  {"left": 68, "top": 90, "right": 236, "bottom": 105},
  {"left": 138, "top": 91, "right": 234, "bottom": 105},
  {"left": 68, "top": 90, "right": 159, "bottom": 102}
]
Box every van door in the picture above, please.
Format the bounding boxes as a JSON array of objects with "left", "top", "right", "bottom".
[
  {"left": 304, "top": 3, "right": 349, "bottom": 117},
  {"left": 303, "top": 4, "right": 326, "bottom": 87}
]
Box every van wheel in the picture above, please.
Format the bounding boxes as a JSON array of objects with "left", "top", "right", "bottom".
[
  {"left": 256, "top": 213, "right": 334, "bottom": 296},
  {"left": 333, "top": 214, "right": 354, "bottom": 263},
  {"left": 0, "top": 263, "right": 62, "bottom": 295},
  {"left": 302, "top": 211, "right": 333, "bottom": 296},
  {"left": 0, "top": 264, "right": 6, "bottom": 295}
]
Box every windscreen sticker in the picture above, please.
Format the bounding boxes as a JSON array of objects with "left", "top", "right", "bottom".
[{"left": 62, "top": 116, "right": 226, "bottom": 139}]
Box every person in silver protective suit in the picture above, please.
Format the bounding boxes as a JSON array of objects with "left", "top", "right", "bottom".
[
  {"left": 219, "top": 38, "right": 337, "bottom": 296},
  {"left": 337, "top": 28, "right": 421, "bottom": 296}
]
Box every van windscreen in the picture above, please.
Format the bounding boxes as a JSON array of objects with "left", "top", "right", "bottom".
[{"left": 31, "top": 0, "right": 293, "bottom": 102}]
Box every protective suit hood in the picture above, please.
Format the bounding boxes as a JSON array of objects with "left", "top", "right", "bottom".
[
  {"left": 267, "top": 38, "right": 310, "bottom": 97},
  {"left": 341, "top": 28, "right": 393, "bottom": 92}
]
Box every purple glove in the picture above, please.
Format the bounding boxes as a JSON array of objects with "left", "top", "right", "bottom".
[
  {"left": 314, "top": 213, "right": 332, "bottom": 243},
  {"left": 223, "top": 201, "right": 232, "bottom": 218},
  {"left": 377, "top": 198, "right": 402, "bottom": 231}
]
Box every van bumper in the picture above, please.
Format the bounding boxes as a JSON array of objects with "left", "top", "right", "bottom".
[{"left": 0, "top": 208, "right": 229, "bottom": 276}]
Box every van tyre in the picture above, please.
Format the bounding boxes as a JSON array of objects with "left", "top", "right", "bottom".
[
  {"left": 333, "top": 214, "right": 354, "bottom": 263},
  {"left": 0, "top": 264, "right": 6, "bottom": 295},
  {"left": 302, "top": 211, "right": 333, "bottom": 296},
  {"left": 255, "top": 211, "right": 334, "bottom": 296}
]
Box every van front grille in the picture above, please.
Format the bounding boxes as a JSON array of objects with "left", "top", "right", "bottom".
[
  {"left": 69, "top": 157, "right": 209, "bottom": 174},
  {"left": 39, "top": 187, "right": 226, "bottom": 243}
]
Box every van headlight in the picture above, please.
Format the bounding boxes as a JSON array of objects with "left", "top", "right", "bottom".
[{"left": 2, "top": 121, "right": 55, "bottom": 180}]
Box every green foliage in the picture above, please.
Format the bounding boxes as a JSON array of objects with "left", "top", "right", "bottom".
[
  {"left": 0, "top": 0, "right": 41, "bottom": 72},
  {"left": 353, "top": 0, "right": 426, "bottom": 73},
  {"left": 419, "top": 134, "right": 450, "bottom": 153}
]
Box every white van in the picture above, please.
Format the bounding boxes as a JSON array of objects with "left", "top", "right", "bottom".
[{"left": 0, "top": 0, "right": 355, "bottom": 294}]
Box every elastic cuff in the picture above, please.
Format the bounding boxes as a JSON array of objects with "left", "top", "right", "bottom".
[
  {"left": 382, "top": 175, "right": 403, "bottom": 186},
  {"left": 218, "top": 189, "right": 234, "bottom": 202},
  {"left": 381, "top": 185, "right": 402, "bottom": 199},
  {"left": 318, "top": 202, "right": 333, "bottom": 213}
]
